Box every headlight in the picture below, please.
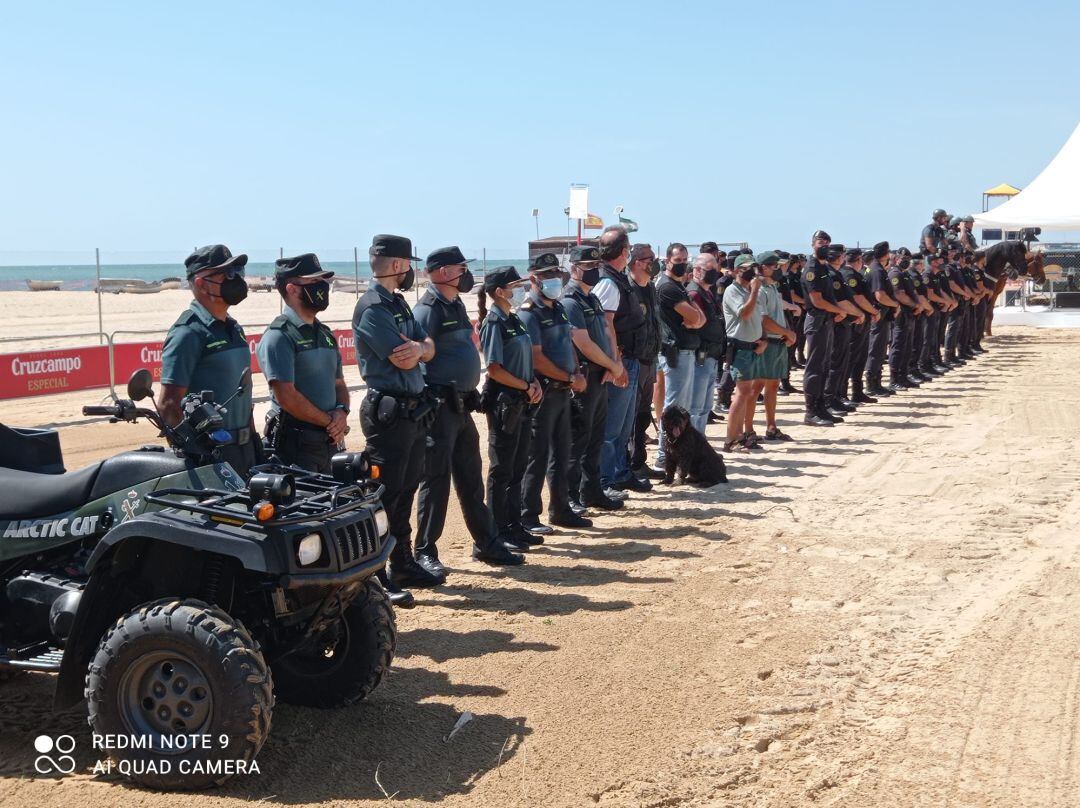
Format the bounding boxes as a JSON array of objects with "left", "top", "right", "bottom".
[
  {"left": 373, "top": 509, "right": 389, "bottom": 537},
  {"left": 297, "top": 533, "right": 322, "bottom": 566}
]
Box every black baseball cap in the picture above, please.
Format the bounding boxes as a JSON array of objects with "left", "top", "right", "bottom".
[
  {"left": 426, "top": 245, "right": 475, "bottom": 270},
  {"left": 872, "top": 241, "right": 890, "bottom": 259},
  {"left": 185, "top": 244, "right": 248, "bottom": 278},
  {"left": 369, "top": 234, "right": 419, "bottom": 261},
  {"left": 274, "top": 253, "right": 334, "bottom": 284},
  {"left": 569, "top": 245, "right": 600, "bottom": 264},
  {"left": 812, "top": 229, "right": 832, "bottom": 243},
  {"left": 844, "top": 247, "right": 862, "bottom": 260},
  {"left": 826, "top": 243, "right": 846, "bottom": 259},
  {"left": 483, "top": 266, "right": 527, "bottom": 292},
  {"left": 528, "top": 252, "right": 561, "bottom": 274}
]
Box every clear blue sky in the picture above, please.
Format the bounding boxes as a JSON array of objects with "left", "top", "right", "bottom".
[{"left": 2, "top": 1, "right": 1078, "bottom": 257}]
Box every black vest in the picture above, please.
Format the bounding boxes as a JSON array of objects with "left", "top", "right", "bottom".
[
  {"left": 685, "top": 281, "right": 725, "bottom": 349},
  {"left": 600, "top": 264, "right": 646, "bottom": 357},
  {"left": 636, "top": 281, "right": 662, "bottom": 363}
]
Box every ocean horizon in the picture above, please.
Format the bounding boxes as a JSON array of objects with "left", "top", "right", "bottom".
[{"left": 0, "top": 259, "right": 532, "bottom": 292}]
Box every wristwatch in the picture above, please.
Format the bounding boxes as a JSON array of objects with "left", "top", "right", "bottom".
[{"left": 334, "top": 403, "right": 350, "bottom": 414}]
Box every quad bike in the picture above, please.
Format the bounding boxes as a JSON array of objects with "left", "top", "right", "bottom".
[{"left": 0, "top": 369, "right": 395, "bottom": 789}]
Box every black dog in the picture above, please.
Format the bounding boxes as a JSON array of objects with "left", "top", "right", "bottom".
[{"left": 659, "top": 405, "right": 727, "bottom": 487}]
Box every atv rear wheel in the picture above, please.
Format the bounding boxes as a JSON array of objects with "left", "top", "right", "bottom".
[
  {"left": 272, "top": 577, "right": 395, "bottom": 708},
  {"left": 86, "top": 598, "right": 273, "bottom": 790}
]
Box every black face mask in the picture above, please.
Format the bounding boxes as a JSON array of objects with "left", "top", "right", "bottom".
[
  {"left": 300, "top": 280, "right": 330, "bottom": 312},
  {"left": 580, "top": 266, "right": 601, "bottom": 286},
  {"left": 740, "top": 268, "right": 757, "bottom": 282},
  {"left": 451, "top": 268, "right": 474, "bottom": 293},
  {"left": 398, "top": 267, "right": 415, "bottom": 292},
  {"left": 669, "top": 262, "right": 688, "bottom": 278},
  {"left": 648, "top": 259, "right": 662, "bottom": 278},
  {"left": 703, "top": 268, "right": 719, "bottom": 285},
  {"left": 898, "top": 258, "right": 912, "bottom": 270},
  {"left": 204, "top": 274, "right": 248, "bottom": 306}
]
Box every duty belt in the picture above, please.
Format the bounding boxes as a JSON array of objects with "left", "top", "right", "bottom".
[
  {"left": 730, "top": 339, "right": 759, "bottom": 351},
  {"left": 540, "top": 376, "right": 571, "bottom": 390}
]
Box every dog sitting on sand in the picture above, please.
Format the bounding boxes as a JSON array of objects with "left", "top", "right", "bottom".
[{"left": 659, "top": 405, "right": 727, "bottom": 487}]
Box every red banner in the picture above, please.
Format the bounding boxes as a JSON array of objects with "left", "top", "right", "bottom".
[
  {"left": 333, "top": 329, "right": 356, "bottom": 365},
  {"left": 112, "top": 340, "right": 165, "bottom": 383},
  {"left": 0, "top": 345, "right": 111, "bottom": 400}
]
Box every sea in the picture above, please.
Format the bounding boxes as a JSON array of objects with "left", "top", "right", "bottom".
[{"left": 0, "top": 260, "right": 533, "bottom": 292}]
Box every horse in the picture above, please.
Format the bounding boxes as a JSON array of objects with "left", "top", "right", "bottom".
[{"left": 976, "top": 241, "right": 1046, "bottom": 336}]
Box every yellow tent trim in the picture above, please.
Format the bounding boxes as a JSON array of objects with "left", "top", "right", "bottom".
[{"left": 983, "top": 182, "right": 1022, "bottom": 196}]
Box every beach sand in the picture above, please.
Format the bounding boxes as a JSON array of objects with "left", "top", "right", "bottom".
[{"left": 1, "top": 296, "right": 1079, "bottom": 806}]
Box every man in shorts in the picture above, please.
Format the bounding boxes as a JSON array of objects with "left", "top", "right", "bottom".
[{"left": 721, "top": 254, "right": 766, "bottom": 453}]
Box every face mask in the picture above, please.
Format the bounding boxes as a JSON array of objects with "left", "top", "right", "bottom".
[
  {"left": 669, "top": 262, "right": 688, "bottom": 278},
  {"left": 740, "top": 268, "right": 757, "bottom": 282},
  {"left": 203, "top": 273, "right": 248, "bottom": 306},
  {"left": 299, "top": 280, "right": 330, "bottom": 312},
  {"left": 539, "top": 277, "right": 563, "bottom": 299},
  {"left": 451, "top": 268, "right": 474, "bottom": 293},
  {"left": 580, "top": 266, "right": 601, "bottom": 286},
  {"left": 898, "top": 258, "right": 912, "bottom": 270},
  {"left": 648, "top": 259, "right": 662, "bottom": 278},
  {"left": 703, "top": 268, "right": 719, "bottom": 285},
  {"left": 511, "top": 285, "right": 528, "bottom": 307},
  {"left": 398, "top": 266, "right": 415, "bottom": 292}
]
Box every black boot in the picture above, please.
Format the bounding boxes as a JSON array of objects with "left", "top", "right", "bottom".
[
  {"left": 389, "top": 542, "right": 444, "bottom": 589},
  {"left": 803, "top": 393, "right": 833, "bottom": 426}
]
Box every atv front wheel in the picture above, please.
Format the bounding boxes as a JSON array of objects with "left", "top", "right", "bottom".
[
  {"left": 86, "top": 598, "right": 273, "bottom": 790},
  {"left": 272, "top": 577, "right": 396, "bottom": 707}
]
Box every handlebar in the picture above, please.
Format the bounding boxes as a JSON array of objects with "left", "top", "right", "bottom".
[{"left": 82, "top": 405, "right": 118, "bottom": 416}]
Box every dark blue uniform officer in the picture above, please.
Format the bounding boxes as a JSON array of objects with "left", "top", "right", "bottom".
[
  {"left": 864, "top": 242, "right": 899, "bottom": 396},
  {"left": 353, "top": 234, "right": 438, "bottom": 603},
  {"left": 518, "top": 253, "right": 588, "bottom": 534},
  {"left": 823, "top": 243, "right": 860, "bottom": 415},
  {"left": 887, "top": 251, "right": 920, "bottom": 390},
  {"left": 479, "top": 266, "right": 544, "bottom": 551},
  {"left": 413, "top": 247, "right": 523, "bottom": 576},
  {"left": 800, "top": 232, "right": 845, "bottom": 426},
  {"left": 258, "top": 253, "right": 348, "bottom": 474},
  {"left": 159, "top": 244, "right": 257, "bottom": 478}
]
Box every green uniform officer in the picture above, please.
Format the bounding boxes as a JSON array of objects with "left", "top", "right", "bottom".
[
  {"left": 160, "top": 244, "right": 257, "bottom": 478},
  {"left": 258, "top": 253, "right": 349, "bottom": 474},
  {"left": 352, "top": 234, "right": 438, "bottom": 606}
]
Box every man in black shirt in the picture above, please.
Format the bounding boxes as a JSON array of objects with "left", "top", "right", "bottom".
[
  {"left": 921, "top": 209, "right": 949, "bottom": 253},
  {"left": 800, "top": 232, "right": 849, "bottom": 425},
  {"left": 652, "top": 243, "right": 705, "bottom": 472},
  {"left": 627, "top": 244, "right": 664, "bottom": 478}
]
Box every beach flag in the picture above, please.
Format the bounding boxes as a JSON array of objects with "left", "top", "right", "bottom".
[
  {"left": 618, "top": 215, "right": 639, "bottom": 233},
  {"left": 584, "top": 213, "right": 604, "bottom": 230}
]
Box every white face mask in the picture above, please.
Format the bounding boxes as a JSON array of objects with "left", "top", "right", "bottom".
[{"left": 511, "top": 286, "right": 528, "bottom": 308}]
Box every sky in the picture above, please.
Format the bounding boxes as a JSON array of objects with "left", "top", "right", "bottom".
[{"left": 2, "top": 0, "right": 1080, "bottom": 260}]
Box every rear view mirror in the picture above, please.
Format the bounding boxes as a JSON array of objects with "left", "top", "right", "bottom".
[{"left": 127, "top": 368, "right": 154, "bottom": 402}]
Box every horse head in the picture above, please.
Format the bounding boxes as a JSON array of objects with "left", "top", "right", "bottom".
[{"left": 1025, "top": 250, "right": 1046, "bottom": 284}]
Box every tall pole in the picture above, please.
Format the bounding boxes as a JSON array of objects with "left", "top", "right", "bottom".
[
  {"left": 279, "top": 247, "right": 284, "bottom": 313},
  {"left": 95, "top": 247, "right": 103, "bottom": 344},
  {"left": 353, "top": 246, "right": 360, "bottom": 298},
  {"left": 576, "top": 219, "right": 582, "bottom": 245}
]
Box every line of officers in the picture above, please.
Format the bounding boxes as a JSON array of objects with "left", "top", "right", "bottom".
[
  {"left": 157, "top": 229, "right": 996, "bottom": 608},
  {"left": 778, "top": 229, "right": 995, "bottom": 427},
  {"left": 158, "top": 233, "right": 662, "bottom": 609}
]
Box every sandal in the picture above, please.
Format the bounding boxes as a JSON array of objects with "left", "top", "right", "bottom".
[
  {"left": 765, "top": 426, "right": 793, "bottom": 441},
  {"left": 741, "top": 431, "right": 762, "bottom": 449},
  {"left": 723, "top": 439, "right": 750, "bottom": 454}
]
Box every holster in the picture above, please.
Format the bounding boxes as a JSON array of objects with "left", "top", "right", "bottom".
[{"left": 661, "top": 340, "right": 679, "bottom": 368}]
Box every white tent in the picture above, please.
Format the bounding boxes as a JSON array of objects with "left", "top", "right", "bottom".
[{"left": 973, "top": 122, "right": 1080, "bottom": 231}]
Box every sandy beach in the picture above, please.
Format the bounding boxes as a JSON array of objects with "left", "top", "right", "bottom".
[{"left": 1, "top": 291, "right": 1079, "bottom": 806}]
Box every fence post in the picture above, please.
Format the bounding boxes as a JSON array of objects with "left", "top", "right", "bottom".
[
  {"left": 354, "top": 246, "right": 360, "bottom": 298},
  {"left": 95, "top": 247, "right": 103, "bottom": 344}
]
